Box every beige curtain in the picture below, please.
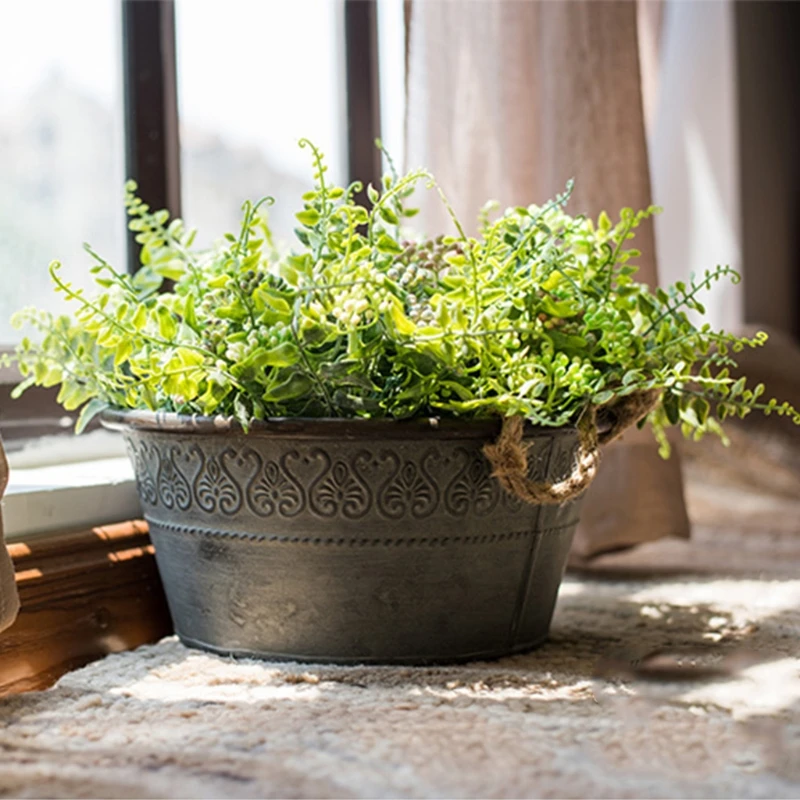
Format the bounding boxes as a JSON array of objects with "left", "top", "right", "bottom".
[
  {"left": 0, "top": 439, "right": 19, "bottom": 633},
  {"left": 406, "top": 0, "right": 690, "bottom": 558}
]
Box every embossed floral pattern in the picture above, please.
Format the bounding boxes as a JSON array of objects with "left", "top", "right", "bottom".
[
  {"left": 125, "top": 436, "right": 578, "bottom": 520},
  {"left": 157, "top": 444, "right": 192, "bottom": 510},
  {"left": 377, "top": 450, "right": 439, "bottom": 519},
  {"left": 191, "top": 446, "right": 242, "bottom": 515},
  {"left": 306, "top": 450, "right": 371, "bottom": 519},
  {"left": 126, "top": 439, "right": 157, "bottom": 506},
  {"left": 246, "top": 450, "right": 305, "bottom": 518},
  {"left": 444, "top": 448, "right": 500, "bottom": 517}
]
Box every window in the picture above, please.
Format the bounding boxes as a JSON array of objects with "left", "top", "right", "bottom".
[
  {"left": 0, "top": 0, "right": 126, "bottom": 447},
  {"left": 176, "top": 0, "right": 347, "bottom": 248},
  {"left": 0, "top": 0, "right": 126, "bottom": 342},
  {"left": 0, "top": 0, "right": 388, "bottom": 458}
]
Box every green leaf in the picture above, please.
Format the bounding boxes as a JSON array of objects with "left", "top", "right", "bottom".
[
  {"left": 216, "top": 304, "right": 248, "bottom": 322},
  {"left": 262, "top": 372, "right": 314, "bottom": 402},
  {"left": 253, "top": 287, "right": 292, "bottom": 316},
  {"left": 541, "top": 297, "right": 581, "bottom": 318},
  {"left": 10, "top": 375, "right": 35, "bottom": 399},
  {"left": 114, "top": 338, "right": 133, "bottom": 367},
  {"left": 637, "top": 294, "right": 656, "bottom": 315},
  {"left": 132, "top": 304, "right": 148, "bottom": 331},
  {"left": 154, "top": 259, "right": 186, "bottom": 280},
  {"left": 438, "top": 380, "right": 474, "bottom": 401},
  {"left": 376, "top": 234, "right": 402, "bottom": 255},
  {"left": 295, "top": 208, "right": 321, "bottom": 227},
  {"left": 253, "top": 342, "right": 299, "bottom": 369},
  {"left": 444, "top": 252, "right": 468, "bottom": 267},
  {"left": 233, "top": 395, "right": 251, "bottom": 431},
  {"left": 385, "top": 298, "right": 416, "bottom": 335},
  {"left": 663, "top": 391, "right": 680, "bottom": 425},
  {"left": 731, "top": 377, "right": 746, "bottom": 397},
  {"left": 379, "top": 206, "right": 399, "bottom": 225},
  {"left": 693, "top": 396, "right": 710, "bottom": 425},
  {"left": 298, "top": 320, "right": 331, "bottom": 345},
  {"left": 318, "top": 362, "right": 374, "bottom": 390},
  {"left": 156, "top": 306, "right": 178, "bottom": 339},
  {"left": 41, "top": 366, "right": 63, "bottom": 388},
  {"left": 622, "top": 369, "right": 642, "bottom": 386},
  {"left": 183, "top": 294, "right": 198, "bottom": 331},
  {"left": 332, "top": 390, "right": 381, "bottom": 413},
  {"left": 175, "top": 348, "right": 205, "bottom": 368},
  {"left": 542, "top": 271, "right": 564, "bottom": 292},
  {"left": 351, "top": 207, "right": 369, "bottom": 226},
  {"left": 592, "top": 390, "right": 615, "bottom": 405},
  {"left": 75, "top": 398, "right": 110, "bottom": 435},
  {"left": 57, "top": 381, "right": 92, "bottom": 411}
]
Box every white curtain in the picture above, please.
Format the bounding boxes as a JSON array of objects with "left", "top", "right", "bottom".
[{"left": 648, "top": 0, "right": 743, "bottom": 333}]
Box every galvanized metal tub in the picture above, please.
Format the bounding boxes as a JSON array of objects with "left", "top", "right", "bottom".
[{"left": 102, "top": 410, "right": 584, "bottom": 664}]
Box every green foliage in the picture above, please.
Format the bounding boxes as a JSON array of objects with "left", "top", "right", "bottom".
[{"left": 10, "top": 140, "right": 800, "bottom": 450}]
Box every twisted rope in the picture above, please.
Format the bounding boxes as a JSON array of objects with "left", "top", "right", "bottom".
[{"left": 483, "top": 390, "right": 661, "bottom": 505}]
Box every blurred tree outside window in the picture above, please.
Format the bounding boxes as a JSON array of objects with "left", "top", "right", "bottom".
[
  {"left": 175, "top": 0, "right": 347, "bottom": 251},
  {"left": 0, "top": 0, "right": 126, "bottom": 343}
]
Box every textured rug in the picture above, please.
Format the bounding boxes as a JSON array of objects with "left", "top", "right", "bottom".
[{"left": 1, "top": 564, "right": 798, "bottom": 799}]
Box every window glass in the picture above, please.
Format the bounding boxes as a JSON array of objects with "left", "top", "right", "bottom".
[
  {"left": 377, "top": 0, "right": 406, "bottom": 173},
  {"left": 176, "top": 0, "right": 347, "bottom": 251},
  {"left": 0, "top": 0, "right": 126, "bottom": 343}
]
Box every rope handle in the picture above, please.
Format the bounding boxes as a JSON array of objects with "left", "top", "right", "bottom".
[{"left": 483, "top": 390, "right": 661, "bottom": 506}]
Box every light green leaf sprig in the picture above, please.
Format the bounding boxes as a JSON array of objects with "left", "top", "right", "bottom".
[{"left": 9, "top": 140, "right": 799, "bottom": 450}]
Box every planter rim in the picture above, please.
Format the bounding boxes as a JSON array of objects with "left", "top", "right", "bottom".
[{"left": 100, "top": 408, "right": 579, "bottom": 441}]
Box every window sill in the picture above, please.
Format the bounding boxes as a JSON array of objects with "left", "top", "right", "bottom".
[
  {"left": 4, "top": 457, "right": 141, "bottom": 541},
  {"left": 0, "top": 434, "right": 172, "bottom": 697}
]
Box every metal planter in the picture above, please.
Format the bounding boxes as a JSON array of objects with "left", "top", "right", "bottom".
[{"left": 103, "top": 411, "right": 584, "bottom": 664}]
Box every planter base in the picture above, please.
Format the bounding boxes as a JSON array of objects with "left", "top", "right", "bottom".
[{"left": 175, "top": 632, "right": 551, "bottom": 666}]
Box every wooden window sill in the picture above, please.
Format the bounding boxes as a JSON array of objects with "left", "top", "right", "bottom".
[{"left": 0, "top": 520, "right": 172, "bottom": 697}]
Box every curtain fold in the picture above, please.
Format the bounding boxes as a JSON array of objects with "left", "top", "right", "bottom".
[
  {"left": 406, "top": 0, "right": 690, "bottom": 558},
  {"left": 0, "top": 439, "right": 19, "bottom": 633}
]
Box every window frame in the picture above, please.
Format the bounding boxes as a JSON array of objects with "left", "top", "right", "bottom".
[
  {"left": 121, "top": 0, "right": 182, "bottom": 274},
  {"left": 0, "top": 0, "right": 383, "bottom": 450}
]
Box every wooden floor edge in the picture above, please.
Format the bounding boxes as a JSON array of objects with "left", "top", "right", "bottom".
[{"left": 1, "top": 519, "right": 173, "bottom": 697}]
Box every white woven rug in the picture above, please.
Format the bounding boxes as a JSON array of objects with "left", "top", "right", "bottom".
[
  {"left": 3, "top": 444, "right": 800, "bottom": 799},
  {"left": 1, "top": 561, "right": 799, "bottom": 799}
]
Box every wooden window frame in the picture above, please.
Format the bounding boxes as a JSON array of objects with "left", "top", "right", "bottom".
[
  {"left": 344, "top": 0, "right": 383, "bottom": 207},
  {"left": 121, "top": 0, "right": 182, "bottom": 274}
]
